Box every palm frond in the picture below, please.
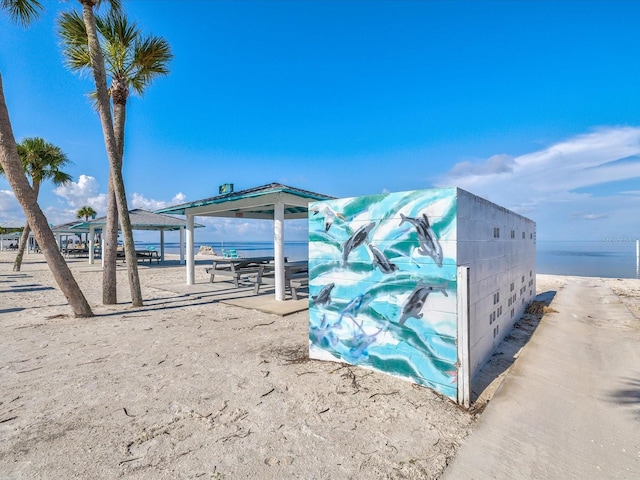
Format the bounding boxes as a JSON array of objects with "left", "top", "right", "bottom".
[
  {"left": 58, "top": 10, "right": 93, "bottom": 72},
  {"left": 94, "top": 0, "right": 121, "bottom": 14},
  {"left": 51, "top": 171, "right": 73, "bottom": 186},
  {"left": 130, "top": 36, "right": 172, "bottom": 95},
  {"left": 1, "top": 0, "right": 43, "bottom": 27},
  {"left": 16, "top": 137, "right": 73, "bottom": 187},
  {"left": 59, "top": 5, "right": 171, "bottom": 103}
]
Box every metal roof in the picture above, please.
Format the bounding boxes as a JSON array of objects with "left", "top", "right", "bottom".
[
  {"left": 71, "top": 209, "right": 203, "bottom": 231},
  {"left": 154, "top": 183, "right": 335, "bottom": 219}
]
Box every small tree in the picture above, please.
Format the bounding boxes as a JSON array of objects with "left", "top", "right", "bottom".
[
  {"left": 76, "top": 205, "right": 97, "bottom": 244},
  {"left": 2, "top": 137, "right": 73, "bottom": 271}
]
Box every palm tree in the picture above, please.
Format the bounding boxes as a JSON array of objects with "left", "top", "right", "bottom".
[
  {"left": 6, "top": 137, "right": 73, "bottom": 271},
  {"left": 0, "top": 1, "right": 93, "bottom": 317},
  {"left": 59, "top": 7, "right": 172, "bottom": 305},
  {"left": 76, "top": 205, "right": 97, "bottom": 222},
  {"left": 62, "top": 0, "right": 142, "bottom": 307},
  {"left": 76, "top": 205, "right": 97, "bottom": 244}
]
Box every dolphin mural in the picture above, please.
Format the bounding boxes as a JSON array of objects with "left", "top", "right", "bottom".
[
  {"left": 308, "top": 188, "right": 460, "bottom": 401},
  {"left": 342, "top": 222, "right": 376, "bottom": 266},
  {"left": 399, "top": 213, "right": 443, "bottom": 267},
  {"left": 398, "top": 283, "right": 448, "bottom": 325},
  {"left": 367, "top": 243, "right": 398, "bottom": 274}
]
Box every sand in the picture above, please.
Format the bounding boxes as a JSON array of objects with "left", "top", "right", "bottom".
[{"left": 1, "top": 252, "right": 638, "bottom": 479}]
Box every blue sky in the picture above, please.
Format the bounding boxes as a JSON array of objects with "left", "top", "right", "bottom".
[{"left": 1, "top": 0, "right": 639, "bottom": 243}]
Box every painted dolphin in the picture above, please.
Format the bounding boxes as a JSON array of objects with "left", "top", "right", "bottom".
[
  {"left": 342, "top": 222, "right": 376, "bottom": 266},
  {"left": 311, "top": 204, "right": 346, "bottom": 232},
  {"left": 338, "top": 293, "right": 370, "bottom": 324},
  {"left": 398, "top": 283, "right": 448, "bottom": 325},
  {"left": 346, "top": 317, "right": 388, "bottom": 360},
  {"left": 312, "top": 283, "right": 335, "bottom": 306},
  {"left": 399, "top": 213, "right": 443, "bottom": 267},
  {"left": 367, "top": 243, "right": 398, "bottom": 274},
  {"left": 309, "top": 314, "right": 339, "bottom": 348}
]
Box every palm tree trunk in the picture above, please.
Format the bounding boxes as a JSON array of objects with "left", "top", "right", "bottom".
[
  {"left": 13, "top": 222, "right": 30, "bottom": 271},
  {"left": 0, "top": 74, "right": 93, "bottom": 317},
  {"left": 103, "top": 93, "right": 126, "bottom": 305},
  {"left": 13, "top": 181, "right": 40, "bottom": 271},
  {"left": 102, "top": 178, "right": 118, "bottom": 303},
  {"left": 80, "top": 1, "right": 143, "bottom": 307}
]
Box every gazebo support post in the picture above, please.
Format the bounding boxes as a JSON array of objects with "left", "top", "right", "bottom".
[
  {"left": 160, "top": 229, "right": 165, "bottom": 261},
  {"left": 186, "top": 214, "right": 195, "bottom": 285},
  {"left": 274, "top": 200, "right": 285, "bottom": 301},
  {"left": 179, "top": 226, "right": 185, "bottom": 265},
  {"left": 88, "top": 226, "right": 95, "bottom": 265}
]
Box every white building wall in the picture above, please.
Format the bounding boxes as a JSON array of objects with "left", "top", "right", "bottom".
[{"left": 456, "top": 188, "right": 536, "bottom": 379}]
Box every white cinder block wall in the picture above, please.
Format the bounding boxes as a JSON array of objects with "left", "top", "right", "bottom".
[{"left": 456, "top": 189, "right": 537, "bottom": 378}]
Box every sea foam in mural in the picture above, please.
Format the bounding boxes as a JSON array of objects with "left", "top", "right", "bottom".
[{"left": 309, "top": 188, "right": 458, "bottom": 399}]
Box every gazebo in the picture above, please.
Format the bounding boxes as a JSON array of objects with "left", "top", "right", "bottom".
[
  {"left": 155, "top": 183, "right": 334, "bottom": 301},
  {"left": 0, "top": 228, "right": 23, "bottom": 251},
  {"left": 72, "top": 209, "right": 203, "bottom": 264},
  {"left": 51, "top": 220, "right": 89, "bottom": 250}
]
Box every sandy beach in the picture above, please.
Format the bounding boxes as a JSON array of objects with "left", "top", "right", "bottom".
[{"left": 1, "top": 251, "right": 638, "bottom": 479}]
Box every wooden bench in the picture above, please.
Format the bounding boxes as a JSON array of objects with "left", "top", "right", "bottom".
[
  {"left": 252, "top": 261, "right": 308, "bottom": 299},
  {"left": 290, "top": 277, "right": 309, "bottom": 300},
  {"left": 205, "top": 256, "right": 276, "bottom": 288}
]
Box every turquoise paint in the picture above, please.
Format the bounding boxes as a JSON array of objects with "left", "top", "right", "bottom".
[{"left": 309, "top": 187, "right": 459, "bottom": 400}]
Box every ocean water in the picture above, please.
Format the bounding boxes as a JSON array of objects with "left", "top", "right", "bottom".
[
  {"left": 536, "top": 241, "right": 639, "bottom": 279},
  {"left": 139, "top": 240, "right": 640, "bottom": 279},
  {"left": 138, "top": 241, "right": 309, "bottom": 262}
]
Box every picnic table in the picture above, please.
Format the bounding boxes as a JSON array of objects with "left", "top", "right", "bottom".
[
  {"left": 205, "top": 256, "right": 276, "bottom": 288},
  {"left": 62, "top": 247, "right": 90, "bottom": 258},
  {"left": 114, "top": 249, "right": 160, "bottom": 263},
  {"left": 136, "top": 249, "right": 160, "bottom": 264},
  {"left": 252, "top": 260, "right": 309, "bottom": 300}
]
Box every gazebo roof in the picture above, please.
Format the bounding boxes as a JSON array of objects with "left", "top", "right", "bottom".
[
  {"left": 71, "top": 209, "right": 203, "bottom": 231},
  {"left": 155, "top": 183, "right": 335, "bottom": 219},
  {"left": 51, "top": 220, "right": 89, "bottom": 234}
]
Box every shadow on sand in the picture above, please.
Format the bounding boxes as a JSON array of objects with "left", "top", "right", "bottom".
[
  {"left": 470, "top": 290, "right": 557, "bottom": 411},
  {"left": 607, "top": 376, "right": 640, "bottom": 422},
  {"left": 0, "top": 307, "right": 25, "bottom": 315}
]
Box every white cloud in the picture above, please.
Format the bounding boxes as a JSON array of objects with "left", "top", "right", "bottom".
[
  {"left": 572, "top": 213, "right": 609, "bottom": 221},
  {"left": 0, "top": 189, "right": 24, "bottom": 226},
  {"left": 131, "top": 192, "right": 186, "bottom": 211},
  {"left": 449, "top": 154, "right": 515, "bottom": 177},
  {"left": 438, "top": 126, "right": 640, "bottom": 240},
  {"left": 53, "top": 174, "right": 107, "bottom": 211}
]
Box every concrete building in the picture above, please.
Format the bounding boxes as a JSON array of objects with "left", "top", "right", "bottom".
[{"left": 308, "top": 187, "right": 536, "bottom": 407}]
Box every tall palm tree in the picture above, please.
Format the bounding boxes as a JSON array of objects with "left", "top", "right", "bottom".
[
  {"left": 76, "top": 205, "right": 97, "bottom": 244},
  {"left": 0, "top": 0, "right": 93, "bottom": 317},
  {"left": 59, "top": 7, "right": 172, "bottom": 305},
  {"left": 5, "top": 137, "right": 73, "bottom": 271}
]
